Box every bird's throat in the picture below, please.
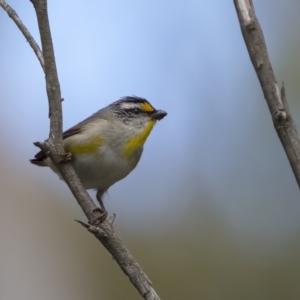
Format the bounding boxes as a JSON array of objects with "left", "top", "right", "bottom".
[{"left": 124, "top": 120, "right": 156, "bottom": 158}]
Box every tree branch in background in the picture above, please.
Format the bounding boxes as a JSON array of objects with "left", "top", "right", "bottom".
[
  {"left": 233, "top": 0, "right": 300, "bottom": 188},
  {"left": 1, "top": 0, "right": 161, "bottom": 298},
  {"left": 0, "top": 0, "right": 44, "bottom": 71}
]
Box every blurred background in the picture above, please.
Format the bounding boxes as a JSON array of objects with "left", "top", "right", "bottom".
[{"left": 1, "top": 1, "right": 300, "bottom": 299}]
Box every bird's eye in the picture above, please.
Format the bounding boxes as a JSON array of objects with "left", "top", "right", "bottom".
[
  {"left": 125, "top": 107, "right": 141, "bottom": 115},
  {"left": 130, "top": 108, "right": 140, "bottom": 113}
]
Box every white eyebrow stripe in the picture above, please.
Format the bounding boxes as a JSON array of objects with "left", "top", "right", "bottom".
[{"left": 119, "top": 102, "right": 141, "bottom": 110}]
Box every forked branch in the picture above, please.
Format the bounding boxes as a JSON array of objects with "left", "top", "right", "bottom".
[
  {"left": 0, "top": 0, "right": 44, "bottom": 71},
  {"left": 0, "top": 0, "right": 161, "bottom": 298}
]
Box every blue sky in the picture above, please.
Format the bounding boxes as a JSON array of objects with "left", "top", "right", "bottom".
[
  {"left": 1, "top": 0, "right": 300, "bottom": 252},
  {"left": 2, "top": 1, "right": 300, "bottom": 299}
]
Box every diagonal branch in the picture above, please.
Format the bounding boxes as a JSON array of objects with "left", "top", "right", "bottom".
[
  {"left": 0, "top": 0, "right": 44, "bottom": 71},
  {"left": 1, "top": 0, "right": 161, "bottom": 299},
  {"left": 233, "top": 0, "right": 300, "bottom": 188},
  {"left": 28, "top": 0, "right": 100, "bottom": 222}
]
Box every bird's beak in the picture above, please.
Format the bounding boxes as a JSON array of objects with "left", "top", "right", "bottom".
[{"left": 150, "top": 110, "right": 167, "bottom": 121}]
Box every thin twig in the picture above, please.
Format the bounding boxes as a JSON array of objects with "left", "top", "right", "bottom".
[
  {"left": 233, "top": 0, "right": 300, "bottom": 187},
  {"left": 0, "top": 0, "right": 44, "bottom": 71},
  {"left": 0, "top": 0, "right": 161, "bottom": 298}
]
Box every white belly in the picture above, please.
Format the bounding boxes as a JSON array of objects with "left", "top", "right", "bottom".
[{"left": 71, "top": 145, "right": 139, "bottom": 190}]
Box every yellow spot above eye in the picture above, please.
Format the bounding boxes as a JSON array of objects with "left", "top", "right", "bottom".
[
  {"left": 124, "top": 120, "right": 156, "bottom": 157},
  {"left": 65, "top": 136, "right": 106, "bottom": 154},
  {"left": 140, "top": 102, "right": 155, "bottom": 112}
]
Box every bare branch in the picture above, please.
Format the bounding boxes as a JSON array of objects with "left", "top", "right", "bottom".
[
  {"left": 28, "top": 0, "right": 100, "bottom": 220},
  {"left": 0, "top": 0, "right": 44, "bottom": 71},
  {"left": 30, "top": 1, "right": 161, "bottom": 297},
  {"left": 233, "top": 0, "right": 300, "bottom": 188},
  {"left": 77, "top": 221, "right": 161, "bottom": 300},
  {"left": 0, "top": 0, "right": 161, "bottom": 298}
]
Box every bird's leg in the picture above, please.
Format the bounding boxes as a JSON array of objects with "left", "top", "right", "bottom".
[
  {"left": 92, "top": 190, "right": 108, "bottom": 223},
  {"left": 96, "top": 190, "right": 107, "bottom": 212}
]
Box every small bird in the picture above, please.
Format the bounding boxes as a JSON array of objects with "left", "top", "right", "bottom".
[{"left": 30, "top": 96, "right": 167, "bottom": 220}]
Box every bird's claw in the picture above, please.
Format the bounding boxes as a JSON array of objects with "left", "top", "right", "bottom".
[
  {"left": 59, "top": 152, "right": 72, "bottom": 163},
  {"left": 91, "top": 207, "right": 108, "bottom": 225}
]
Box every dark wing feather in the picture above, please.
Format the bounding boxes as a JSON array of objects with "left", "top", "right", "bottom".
[
  {"left": 62, "top": 126, "right": 81, "bottom": 139},
  {"left": 30, "top": 126, "right": 82, "bottom": 165}
]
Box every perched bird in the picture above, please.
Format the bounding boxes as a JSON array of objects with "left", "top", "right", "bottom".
[{"left": 30, "top": 96, "right": 167, "bottom": 220}]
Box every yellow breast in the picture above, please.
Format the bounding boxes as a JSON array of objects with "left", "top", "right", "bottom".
[{"left": 124, "top": 120, "right": 156, "bottom": 158}]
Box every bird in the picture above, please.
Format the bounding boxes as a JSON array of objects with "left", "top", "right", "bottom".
[{"left": 30, "top": 96, "right": 167, "bottom": 221}]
